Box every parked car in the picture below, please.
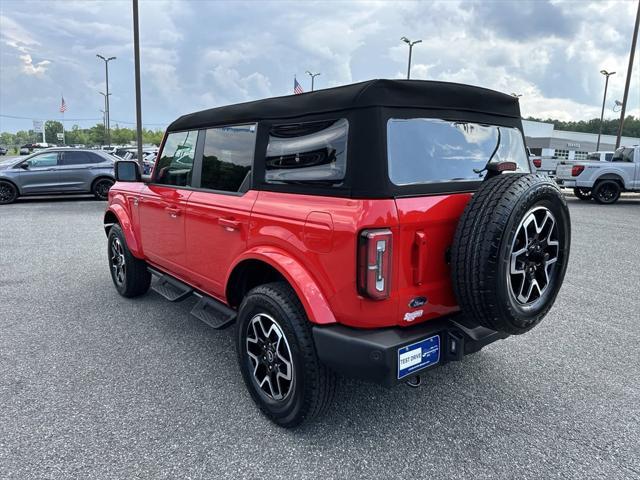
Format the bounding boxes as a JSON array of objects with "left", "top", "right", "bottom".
[
  {"left": 0, "top": 148, "right": 116, "bottom": 204},
  {"left": 104, "top": 80, "right": 571, "bottom": 427},
  {"left": 556, "top": 145, "right": 640, "bottom": 203},
  {"left": 0, "top": 146, "right": 8, "bottom": 156}
]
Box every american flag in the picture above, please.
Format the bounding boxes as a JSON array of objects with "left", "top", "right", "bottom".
[
  {"left": 59, "top": 96, "right": 67, "bottom": 113},
  {"left": 294, "top": 77, "right": 304, "bottom": 95}
]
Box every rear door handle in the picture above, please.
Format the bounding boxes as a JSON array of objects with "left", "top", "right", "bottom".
[
  {"left": 165, "top": 207, "right": 181, "bottom": 218},
  {"left": 219, "top": 217, "right": 240, "bottom": 230}
]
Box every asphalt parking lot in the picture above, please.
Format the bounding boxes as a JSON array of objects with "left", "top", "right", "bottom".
[{"left": 1, "top": 194, "right": 639, "bottom": 479}]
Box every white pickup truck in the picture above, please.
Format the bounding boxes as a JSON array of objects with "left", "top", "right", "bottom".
[{"left": 556, "top": 145, "right": 640, "bottom": 204}]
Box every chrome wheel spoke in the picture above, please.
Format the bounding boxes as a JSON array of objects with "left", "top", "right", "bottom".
[
  {"left": 246, "top": 313, "right": 294, "bottom": 401},
  {"left": 508, "top": 207, "right": 560, "bottom": 305}
]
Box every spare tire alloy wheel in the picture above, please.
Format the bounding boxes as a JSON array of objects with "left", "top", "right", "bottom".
[
  {"left": 451, "top": 174, "right": 571, "bottom": 334},
  {"left": 0, "top": 181, "right": 17, "bottom": 204},
  {"left": 508, "top": 207, "right": 559, "bottom": 306},
  {"left": 246, "top": 313, "right": 294, "bottom": 401}
]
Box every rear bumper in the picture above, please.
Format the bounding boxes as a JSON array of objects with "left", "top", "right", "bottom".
[
  {"left": 312, "top": 316, "right": 508, "bottom": 387},
  {"left": 556, "top": 179, "right": 576, "bottom": 188}
]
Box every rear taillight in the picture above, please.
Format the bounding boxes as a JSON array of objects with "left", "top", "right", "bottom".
[
  {"left": 571, "top": 165, "right": 585, "bottom": 176},
  {"left": 357, "top": 229, "right": 392, "bottom": 300},
  {"left": 533, "top": 159, "right": 542, "bottom": 168}
]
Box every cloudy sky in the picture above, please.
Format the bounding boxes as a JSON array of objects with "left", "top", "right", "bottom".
[{"left": 0, "top": 0, "right": 638, "bottom": 133}]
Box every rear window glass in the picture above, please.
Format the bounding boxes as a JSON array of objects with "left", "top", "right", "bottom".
[
  {"left": 265, "top": 119, "right": 348, "bottom": 184},
  {"left": 387, "top": 118, "right": 529, "bottom": 185},
  {"left": 612, "top": 147, "right": 634, "bottom": 162},
  {"left": 201, "top": 124, "right": 256, "bottom": 193}
]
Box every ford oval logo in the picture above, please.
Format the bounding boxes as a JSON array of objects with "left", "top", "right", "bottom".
[{"left": 409, "top": 297, "right": 427, "bottom": 308}]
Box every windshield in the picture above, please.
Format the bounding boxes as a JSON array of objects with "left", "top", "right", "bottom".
[{"left": 387, "top": 118, "right": 529, "bottom": 185}]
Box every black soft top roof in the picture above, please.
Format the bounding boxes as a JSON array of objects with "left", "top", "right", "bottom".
[{"left": 168, "top": 79, "right": 521, "bottom": 132}]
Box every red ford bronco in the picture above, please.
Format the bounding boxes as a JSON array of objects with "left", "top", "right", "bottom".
[{"left": 105, "top": 80, "right": 570, "bottom": 427}]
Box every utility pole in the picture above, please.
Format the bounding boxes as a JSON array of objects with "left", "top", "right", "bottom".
[
  {"left": 133, "top": 0, "right": 144, "bottom": 170},
  {"left": 401, "top": 37, "right": 422, "bottom": 79},
  {"left": 596, "top": 70, "right": 616, "bottom": 151},
  {"left": 616, "top": 0, "right": 640, "bottom": 149},
  {"left": 305, "top": 71, "right": 321, "bottom": 91},
  {"left": 96, "top": 54, "right": 116, "bottom": 146}
]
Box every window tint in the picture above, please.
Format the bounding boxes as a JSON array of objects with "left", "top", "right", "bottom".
[
  {"left": 387, "top": 118, "right": 529, "bottom": 185},
  {"left": 265, "top": 119, "right": 348, "bottom": 184},
  {"left": 612, "top": 147, "right": 634, "bottom": 162},
  {"left": 61, "top": 151, "right": 98, "bottom": 165},
  {"left": 26, "top": 152, "right": 58, "bottom": 168},
  {"left": 155, "top": 130, "right": 197, "bottom": 186},
  {"left": 201, "top": 124, "right": 256, "bottom": 192},
  {"left": 605, "top": 153, "right": 613, "bottom": 161}
]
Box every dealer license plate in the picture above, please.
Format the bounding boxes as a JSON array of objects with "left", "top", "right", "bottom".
[{"left": 397, "top": 335, "right": 440, "bottom": 379}]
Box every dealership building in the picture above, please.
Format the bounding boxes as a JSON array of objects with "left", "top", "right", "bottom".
[{"left": 522, "top": 120, "right": 639, "bottom": 161}]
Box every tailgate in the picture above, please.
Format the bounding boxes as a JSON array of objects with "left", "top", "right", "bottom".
[
  {"left": 555, "top": 163, "right": 574, "bottom": 179},
  {"left": 393, "top": 194, "right": 470, "bottom": 326}
]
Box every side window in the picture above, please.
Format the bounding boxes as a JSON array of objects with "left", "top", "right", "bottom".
[
  {"left": 155, "top": 130, "right": 197, "bottom": 187},
  {"left": 201, "top": 124, "right": 257, "bottom": 193},
  {"left": 26, "top": 152, "right": 58, "bottom": 168},
  {"left": 265, "top": 118, "right": 348, "bottom": 184},
  {"left": 605, "top": 153, "right": 613, "bottom": 162},
  {"left": 61, "top": 151, "right": 96, "bottom": 165}
]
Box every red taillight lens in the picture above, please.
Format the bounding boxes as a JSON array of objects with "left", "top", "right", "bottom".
[
  {"left": 533, "top": 159, "right": 542, "bottom": 168},
  {"left": 571, "top": 165, "right": 585, "bottom": 176},
  {"left": 358, "top": 229, "right": 392, "bottom": 300}
]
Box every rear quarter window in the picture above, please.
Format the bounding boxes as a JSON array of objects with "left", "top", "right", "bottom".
[
  {"left": 387, "top": 118, "right": 529, "bottom": 185},
  {"left": 265, "top": 119, "right": 348, "bottom": 184}
]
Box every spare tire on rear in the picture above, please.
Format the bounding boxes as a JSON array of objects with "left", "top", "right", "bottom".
[{"left": 451, "top": 174, "right": 570, "bottom": 335}]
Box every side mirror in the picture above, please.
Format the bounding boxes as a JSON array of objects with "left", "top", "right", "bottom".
[{"left": 115, "top": 160, "right": 142, "bottom": 182}]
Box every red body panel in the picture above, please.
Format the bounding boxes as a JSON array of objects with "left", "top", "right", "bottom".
[{"left": 106, "top": 183, "right": 472, "bottom": 329}]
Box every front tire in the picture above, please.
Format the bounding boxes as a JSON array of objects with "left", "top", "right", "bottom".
[
  {"left": 573, "top": 187, "right": 592, "bottom": 201},
  {"left": 107, "top": 224, "right": 151, "bottom": 297},
  {"left": 0, "top": 181, "right": 18, "bottom": 204},
  {"left": 93, "top": 178, "right": 114, "bottom": 200},
  {"left": 592, "top": 180, "right": 621, "bottom": 204},
  {"left": 236, "top": 282, "right": 336, "bottom": 428}
]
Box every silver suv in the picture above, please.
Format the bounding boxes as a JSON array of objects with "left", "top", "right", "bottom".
[{"left": 0, "top": 148, "right": 115, "bottom": 204}]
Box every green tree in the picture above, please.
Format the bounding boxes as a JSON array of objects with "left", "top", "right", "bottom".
[{"left": 44, "top": 121, "right": 64, "bottom": 144}]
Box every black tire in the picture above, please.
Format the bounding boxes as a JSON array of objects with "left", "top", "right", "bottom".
[
  {"left": 592, "top": 180, "right": 621, "bottom": 204},
  {"left": 451, "top": 174, "right": 571, "bottom": 335},
  {"left": 236, "top": 282, "right": 336, "bottom": 428},
  {"left": 93, "top": 177, "right": 114, "bottom": 200},
  {"left": 0, "top": 180, "right": 18, "bottom": 204},
  {"left": 107, "top": 224, "right": 151, "bottom": 297},
  {"left": 573, "top": 187, "right": 592, "bottom": 201}
]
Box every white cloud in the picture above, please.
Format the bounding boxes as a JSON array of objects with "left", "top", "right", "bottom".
[
  {"left": 0, "top": 0, "right": 638, "bottom": 132},
  {"left": 19, "top": 54, "right": 51, "bottom": 76}
]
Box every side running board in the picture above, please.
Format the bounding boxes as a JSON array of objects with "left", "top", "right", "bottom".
[
  {"left": 190, "top": 295, "right": 236, "bottom": 330},
  {"left": 149, "top": 268, "right": 193, "bottom": 302},
  {"left": 148, "top": 267, "right": 236, "bottom": 330}
]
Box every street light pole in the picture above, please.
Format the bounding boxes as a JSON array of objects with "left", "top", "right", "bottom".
[
  {"left": 96, "top": 54, "right": 116, "bottom": 146},
  {"left": 98, "top": 92, "right": 110, "bottom": 144},
  {"left": 615, "top": 0, "right": 640, "bottom": 149},
  {"left": 401, "top": 37, "right": 422, "bottom": 79},
  {"left": 596, "top": 70, "right": 616, "bottom": 151},
  {"left": 132, "top": 0, "right": 144, "bottom": 169},
  {"left": 305, "top": 71, "right": 321, "bottom": 91}
]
